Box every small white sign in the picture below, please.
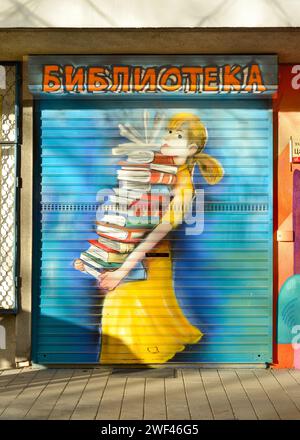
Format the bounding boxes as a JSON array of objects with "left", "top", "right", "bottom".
[
  {"left": 289, "top": 136, "right": 300, "bottom": 164},
  {"left": 0, "top": 66, "right": 6, "bottom": 90},
  {"left": 0, "top": 325, "right": 6, "bottom": 350}
]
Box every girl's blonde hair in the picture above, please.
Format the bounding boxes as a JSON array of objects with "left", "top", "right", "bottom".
[{"left": 168, "top": 112, "right": 224, "bottom": 185}]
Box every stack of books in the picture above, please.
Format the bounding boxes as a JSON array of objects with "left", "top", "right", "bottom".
[{"left": 78, "top": 111, "right": 177, "bottom": 282}]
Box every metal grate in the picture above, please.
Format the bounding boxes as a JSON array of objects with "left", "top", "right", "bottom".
[
  {"left": 0, "top": 145, "right": 16, "bottom": 309},
  {"left": 0, "top": 65, "right": 17, "bottom": 144},
  {"left": 205, "top": 203, "right": 269, "bottom": 212},
  {"left": 0, "top": 64, "right": 18, "bottom": 311},
  {"left": 41, "top": 203, "right": 99, "bottom": 212},
  {"left": 40, "top": 202, "right": 269, "bottom": 213}
]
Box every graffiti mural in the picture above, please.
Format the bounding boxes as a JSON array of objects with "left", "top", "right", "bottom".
[
  {"left": 276, "top": 64, "right": 300, "bottom": 368},
  {"left": 29, "top": 55, "right": 276, "bottom": 365},
  {"left": 73, "top": 111, "right": 224, "bottom": 363}
]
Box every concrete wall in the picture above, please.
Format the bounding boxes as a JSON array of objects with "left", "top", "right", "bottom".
[
  {"left": 0, "top": 0, "right": 300, "bottom": 28},
  {"left": 0, "top": 29, "right": 300, "bottom": 63},
  {"left": 0, "top": 317, "right": 16, "bottom": 369}
]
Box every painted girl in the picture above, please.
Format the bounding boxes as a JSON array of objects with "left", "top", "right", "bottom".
[{"left": 75, "top": 112, "right": 224, "bottom": 364}]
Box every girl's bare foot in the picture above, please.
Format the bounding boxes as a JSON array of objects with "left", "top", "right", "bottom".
[{"left": 74, "top": 259, "right": 85, "bottom": 272}]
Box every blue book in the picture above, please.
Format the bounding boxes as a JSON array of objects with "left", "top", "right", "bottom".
[
  {"left": 151, "top": 185, "right": 173, "bottom": 195},
  {"left": 81, "top": 258, "right": 147, "bottom": 282}
]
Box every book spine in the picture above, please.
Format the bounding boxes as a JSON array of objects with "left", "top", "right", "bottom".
[
  {"left": 83, "top": 261, "right": 146, "bottom": 282},
  {"left": 97, "top": 237, "right": 134, "bottom": 253},
  {"left": 107, "top": 253, "right": 128, "bottom": 263},
  {"left": 83, "top": 252, "right": 121, "bottom": 268},
  {"left": 153, "top": 153, "right": 175, "bottom": 165},
  {"left": 82, "top": 263, "right": 100, "bottom": 279},
  {"left": 97, "top": 232, "right": 143, "bottom": 243},
  {"left": 80, "top": 253, "right": 103, "bottom": 269},
  {"left": 88, "top": 248, "right": 107, "bottom": 262},
  {"left": 151, "top": 172, "right": 176, "bottom": 185}
]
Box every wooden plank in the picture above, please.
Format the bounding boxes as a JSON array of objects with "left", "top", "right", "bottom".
[
  {"left": 289, "top": 369, "right": 300, "bottom": 384},
  {"left": 218, "top": 370, "right": 257, "bottom": 420},
  {"left": 271, "top": 370, "right": 300, "bottom": 411},
  {"left": 25, "top": 369, "right": 74, "bottom": 420},
  {"left": 236, "top": 370, "right": 279, "bottom": 420},
  {"left": 0, "top": 369, "right": 39, "bottom": 416},
  {"left": 237, "top": 369, "right": 279, "bottom": 420},
  {"left": 144, "top": 378, "right": 167, "bottom": 420},
  {"left": 165, "top": 369, "right": 190, "bottom": 420},
  {"left": 254, "top": 369, "right": 300, "bottom": 420},
  {"left": 71, "top": 369, "right": 110, "bottom": 420},
  {"left": 48, "top": 369, "right": 92, "bottom": 420},
  {"left": 119, "top": 377, "right": 145, "bottom": 420},
  {"left": 182, "top": 369, "right": 213, "bottom": 420},
  {"left": 0, "top": 369, "right": 22, "bottom": 388},
  {"left": 3, "top": 367, "right": 300, "bottom": 421},
  {"left": 200, "top": 369, "right": 234, "bottom": 420},
  {"left": 3, "top": 368, "right": 37, "bottom": 388},
  {"left": 96, "top": 375, "right": 127, "bottom": 420},
  {"left": 0, "top": 369, "right": 56, "bottom": 419}
]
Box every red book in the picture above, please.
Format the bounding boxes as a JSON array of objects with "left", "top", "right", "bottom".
[
  {"left": 130, "top": 193, "right": 169, "bottom": 206},
  {"left": 131, "top": 205, "right": 164, "bottom": 218},
  {"left": 88, "top": 239, "right": 119, "bottom": 254},
  {"left": 150, "top": 171, "right": 176, "bottom": 185},
  {"left": 118, "top": 162, "right": 148, "bottom": 168},
  {"left": 96, "top": 221, "right": 149, "bottom": 243},
  {"left": 97, "top": 232, "right": 143, "bottom": 244},
  {"left": 119, "top": 153, "right": 175, "bottom": 166},
  {"left": 117, "top": 161, "right": 177, "bottom": 175},
  {"left": 152, "top": 153, "right": 175, "bottom": 165},
  {"left": 130, "top": 193, "right": 170, "bottom": 217}
]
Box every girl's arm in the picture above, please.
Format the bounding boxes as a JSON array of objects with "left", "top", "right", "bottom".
[{"left": 99, "top": 187, "right": 192, "bottom": 291}]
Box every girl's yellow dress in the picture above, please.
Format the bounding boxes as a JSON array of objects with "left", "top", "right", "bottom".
[{"left": 100, "top": 165, "right": 203, "bottom": 364}]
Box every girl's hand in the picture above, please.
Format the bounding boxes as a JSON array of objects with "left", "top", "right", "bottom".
[
  {"left": 74, "top": 259, "right": 85, "bottom": 272},
  {"left": 98, "top": 268, "right": 127, "bottom": 291}
]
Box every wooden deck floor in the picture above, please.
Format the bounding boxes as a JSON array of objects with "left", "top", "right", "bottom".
[{"left": 1, "top": 367, "right": 300, "bottom": 420}]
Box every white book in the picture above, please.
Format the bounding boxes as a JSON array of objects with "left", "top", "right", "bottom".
[
  {"left": 96, "top": 223, "right": 146, "bottom": 240},
  {"left": 150, "top": 164, "right": 178, "bottom": 175},
  {"left": 97, "top": 224, "right": 128, "bottom": 240},
  {"left": 118, "top": 124, "right": 145, "bottom": 145},
  {"left": 120, "top": 166, "right": 150, "bottom": 172},
  {"left": 87, "top": 245, "right": 108, "bottom": 261},
  {"left": 120, "top": 181, "right": 151, "bottom": 192},
  {"left": 108, "top": 195, "right": 135, "bottom": 206},
  {"left": 117, "top": 169, "right": 150, "bottom": 183},
  {"left": 97, "top": 235, "right": 135, "bottom": 253},
  {"left": 120, "top": 164, "right": 178, "bottom": 175},
  {"left": 126, "top": 151, "right": 154, "bottom": 163},
  {"left": 112, "top": 145, "right": 158, "bottom": 155},
  {"left": 83, "top": 263, "right": 100, "bottom": 279},
  {"left": 99, "top": 214, "right": 127, "bottom": 227},
  {"left": 112, "top": 188, "right": 144, "bottom": 200},
  {"left": 101, "top": 203, "right": 131, "bottom": 215},
  {"left": 86, "top": 244, "right": 127, "bottom": 264},
  {"left": 80, "top": 253, "right": 105, "bottom": 270}
]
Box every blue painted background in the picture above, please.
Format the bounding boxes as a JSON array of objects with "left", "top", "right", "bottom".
[{"left": 33, "top": 99, "right": 273, "bottom": 364}]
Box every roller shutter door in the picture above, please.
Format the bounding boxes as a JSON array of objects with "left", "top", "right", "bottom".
[{"left": 32, "top": 98, "right": 273, "bottom": 365}]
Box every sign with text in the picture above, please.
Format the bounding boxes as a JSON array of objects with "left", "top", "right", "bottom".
[
  {"left": 290, "top": 136, "right": 300, "bottom": 163},
  {"left": 28, "top": 55, "right": 278, "bottom": 98}
]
